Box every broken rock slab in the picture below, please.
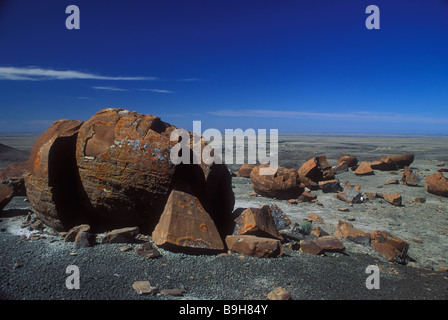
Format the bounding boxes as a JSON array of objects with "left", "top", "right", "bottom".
[
  {"left": 318, "top": 179, "right": 343, "bottom": 193},
  {"left": 233, "top": 206, "right": 283, "bottom": 241},
  {"left": 102, "top": 226, "right": 140, "bottom": 244},
  {"left": 370, "top": 230, "right": 409, "bottom": 263},
  {"left": 334, "top": 221, "right": 371, "bottom": 246},
  {"left": 0, "top": 184, "right": 14, "bottom": 211},
  {"left": 300, "top": 236, "right": 345, "bottom": 255},
  {"left": 225, "top": 235, "right": 283, "bottom": 258},
  {"left": 336, "top": 181, "right": 363, "bottom": 204},
  {"left": 354, "top": 162, "right": 374, "bottom": 176},
  {"left": 379, "top": 192, "right": 402, "bottom": 206},
  {"left": 152, "top": 190, "right": 224, "bottom": 252}
]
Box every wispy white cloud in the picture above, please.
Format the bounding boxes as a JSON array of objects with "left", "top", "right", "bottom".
[
  {"left": 209, "top": 109, "right": 448, "bottom": 124},
  {"left": 0, "top": 66, "right": 156, "bottom": 81},
  {"left": 92, "top": 86, "right": 128, "bottom": 92},
  {"left": 136, "top": 88, "right": 174, "bottom": 93},
  {"left": 177, "top": 78, "right": 202, "bottom": 82}
]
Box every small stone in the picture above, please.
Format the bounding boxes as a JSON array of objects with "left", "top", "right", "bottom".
[
  {"left": 385, "top": 179, "right": 399, "bottom": 185},
  {"left": 136, "top": 242, "right": 161, "bottom": 259},
  {"left": 267, "top": 287, "right": 291, "bottom": 300},
  {"left": 412, "top": 237, "right": 423, "bottom": 244},
  {"left": 414, "top": 197, "right": 426, "bottom": 204},
  {"left": 381, "top": 193, "right": 402, "bottom": 206},
  {"left": 119, "top": 246, "right": 132, "bottom": 252},
  {"left": 102, "top": 226, "right": 140, "bottom": 244},
  {"left": 307, "top": 212, "right": 323, "bottom": 222},
  {"left": 132, "top": 281, "right": 158, "bottom": 296},
  {"left": 159, "top": 288, "right": 187, "bottom": 297}
]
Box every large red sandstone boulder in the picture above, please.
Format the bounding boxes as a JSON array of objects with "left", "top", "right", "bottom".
[
  {"left": 298, "top": 156, "right": 335, "bottom": 189},
  {"left": 24, "top": 119, "right": 84, "bottom": 230},
  {"left": 370, "top": 154, "right": 414, "bottom": 171},
  {"left": 425, "top": 172, "right": 448, "bottom": 197},
  {"left": 334, "top": 220, "right": 371, "bottom": 246},
  {"left": 23, "top": 109, "right": 235, "bottom": 236},
  {"left": 233, "top": 206, "right": 283, "bottom": 240},
  {"left": 250, "top": 165, "right": 303, "bottom": 199}
]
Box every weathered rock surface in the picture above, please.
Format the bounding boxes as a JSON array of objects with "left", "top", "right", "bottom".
[
  {"left": 298, "top": 156, "right": 335, "bottom": 188},
  {"left": 402, "top": 166, "right": 420, "bottom": 186},
  {"left": 318, "top": 179, "right": 342, "bottom": 193},
  {"left": 152, "top": 190, "right": 225, "bottom": 252},
  {"left": 24, "top": 119, "right": 85, "bottom": 231},
  {"left": 136, "top": 242, "right": 161, "bottom": 259},
  {"left": 225, "top": 235, "right": 283, "bottom": 258},
  {"left": 334, "top": 221, "right": 371, "bottom": 246},
  {"left": 370, "top": 154, "right": 414, "bottom": 171},
  {"left": 233, "top": 206, "right": 283, "bottom": 240},
  {"left": 380, "top": 192, "right": 402, "bottom": 206},
  {"left": 337, "top": 181, "right": 363, "bottom": 204},
  {"left": 370, "top": 230, "right": 409, "bottom": 263},
  {"left": 264, "top": 204, "right": 291, "bottom": 230},
  {"left": 0, "top": 184, "right": 14, "bottom": 211},
  {"left": 425, "top": 172, "right": 448, "bottom": 197},
  {"left": 300, "top": 236, "right": 345, "bottom": 255},
  {"left": 267, "top": 287, "right": 291, "bottom": 300},
  {"left": 297, "top": 191, "right": 317, "bottom": 202},
  {"left": 354, "top": 162, "right": 374, "bottom": 175},
  {"left": 250, "top": 165, "right": 303, "bottom": 199},
  {"left": 337, "top": 154, "right": 358, "bottom": 168}
]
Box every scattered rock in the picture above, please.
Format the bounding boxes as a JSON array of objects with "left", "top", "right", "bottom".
[
  {"left": 136, "top": 242, "right": 161, "bottom": 259},
  {"left": 225, "top": 235, "right": 283, "bottom": 258},
  {"left": 233, "top": 206, "right": 283, "bottom": 240},
  {"left": 298, "top": 156, "right": 334, "bottom": 187},
  {"left": 334, "top": 220, "right": 371, "bottom": 246},
  {"left": 402, "top": 166, "right": 420, "bottom": 186},
  {"left": 425, "top": 173, "right": 448, "bottom": 197},
  {"left": 311, "top": 226, "right": 329, "bottom": 237},
  {"left": 337, "top": 181, "right": 363, "bottom": 204},
  {"left": 385, "top": 179, "right": 399, "bottom": 185},
  {"left": 382, "top": 154, "right": 414, "bottom": 169},
  {"left": 74, "top": 231, "right": 95, "bottom": 248},
  {"left": 337, "top": 154, "right": 358, "bottom": 168},
  {"left": 354, "top": 162, "right": 374, "bottom": 175},
  {"left": 159, "top": 288, "right": 187, "bottom": 297},
  {"left": 152, "top": 190, "right": 225, "bottom": 252},
  {"left": 64, "top": 224, "right": 91, "bottom": 242},
  {"left": 250, "top": 165, "right": 303, "bottom": 199},
  {"left": 380, "top": 193, "right": 402, "bottom": 206},
  {"left": 414, "top": 197, "right": 426, "bottom": 204},
  {"left": 300, "top": 236, "right": 345, "bottom": 255},
  {"left": 318, "top": 180, "right": 342, "bottom": 193},
  {"left": 363, "top": 192, "right": 379, "bottom": 200},
  {"left": 119, "top": 246, "right": 132, "bottom": 252},
  {"left": 132, "top": 281, "right": 158, "bottom": 296},
  {"left": 370, "top": 230, "right": 409, "bottom": 263},
  {"left": 297, "top": 191, "right": 317, "bottom": 203},
  {"left": 307, "top": 212, "right": 323, "bottom": 223},
  {"left": 267, "top": 287, "right": 291, "bottom": 300},
  {"left": 102, "top": 227, "right": 140, "bottom": 244},
  {"left": 264, "top": 204, "right": 291, "bottom": 230}
]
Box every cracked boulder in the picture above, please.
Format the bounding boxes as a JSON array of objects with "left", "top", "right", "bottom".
[
  {"left": 152, "top": 189, "right": 225, "bottom": 252},
  {"left": 24, "top": 119, "right": 85, "bottom": 231},
  {"left": 250, "top": 165, "right": 303, "bottom": 199}
]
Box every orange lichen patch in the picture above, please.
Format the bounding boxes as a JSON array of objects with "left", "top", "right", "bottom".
[{"left": 199, "top": 224, "right": 208, "bottom": 233}]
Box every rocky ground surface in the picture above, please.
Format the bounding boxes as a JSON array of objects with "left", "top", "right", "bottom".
[{"left": 1, "top": 134, "right": 448, "bottom": 300}]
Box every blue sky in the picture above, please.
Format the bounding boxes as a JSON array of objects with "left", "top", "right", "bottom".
[{"left": 0, "top": 0, "right": 448, "bottom": 134}]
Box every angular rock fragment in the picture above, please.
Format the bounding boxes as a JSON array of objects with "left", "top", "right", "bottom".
[
  {"left": 298, "top": 156, "right": 334, "bottom": 187},
  {"left": 402, "top": 166, "right": 420, "bottom": 186},
  {"left": 337, "top": 154, "right": 358, "bottom": 168},
  {"left": 250, "top": 165, "right": 303, "bottom": 199},
  {"left": 300, "top": 236, "right": 345, "bottom": 255},
  {"left": 382, "top": 154, "right": 414, "bottom": 169},
  {"left": 136, "top": 242, "right": 161, "bottom": 259},
  {"left": 380, "top": 192, "right": 402, "bottom": 206},
  {"left": 74, "top": 231, "right": 95, "bottom": 248},
  {"left": 64, "top": 224, "right": 91, "bottom": 242},
  {"left": 425, "top": 172, "right": 448, "bottom": 197},
  {"left": 354, "top": 162, "right": 374, "bottom": 176},
  {"left": 152, "top": 190, "right": 224, "bottom": 252},
  {"left": 334, "top": 221, "right": 371, "bottom": 246},
  {"left": 225, "top": 235, "right": 283, "bottom": 258},
  {"left": 264, "top": 204, "right": 291, "bottom": 230},
  {"left": 233, "top": 206, "right": 283, "bottom": 240},
  {"left": 297, "top": 191, "right": 317, "bottom": 202},
  {"left": 370, "top": 230, "right": 409, "bottom": 263},
  {"left": 337, "top": 181, "right": 363, "bottom": 204},
  {"left": 307, "top": 212, "right": 323, "bottom": 222},
  {"left": 311, "top": 226, "right": 329, "bottom": 237},
  {"left": 102, "top": 226, "right": 140, "bottom": 243},
  {"left": 318, "top": 179, "right": 342, "bottom": 193}
]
